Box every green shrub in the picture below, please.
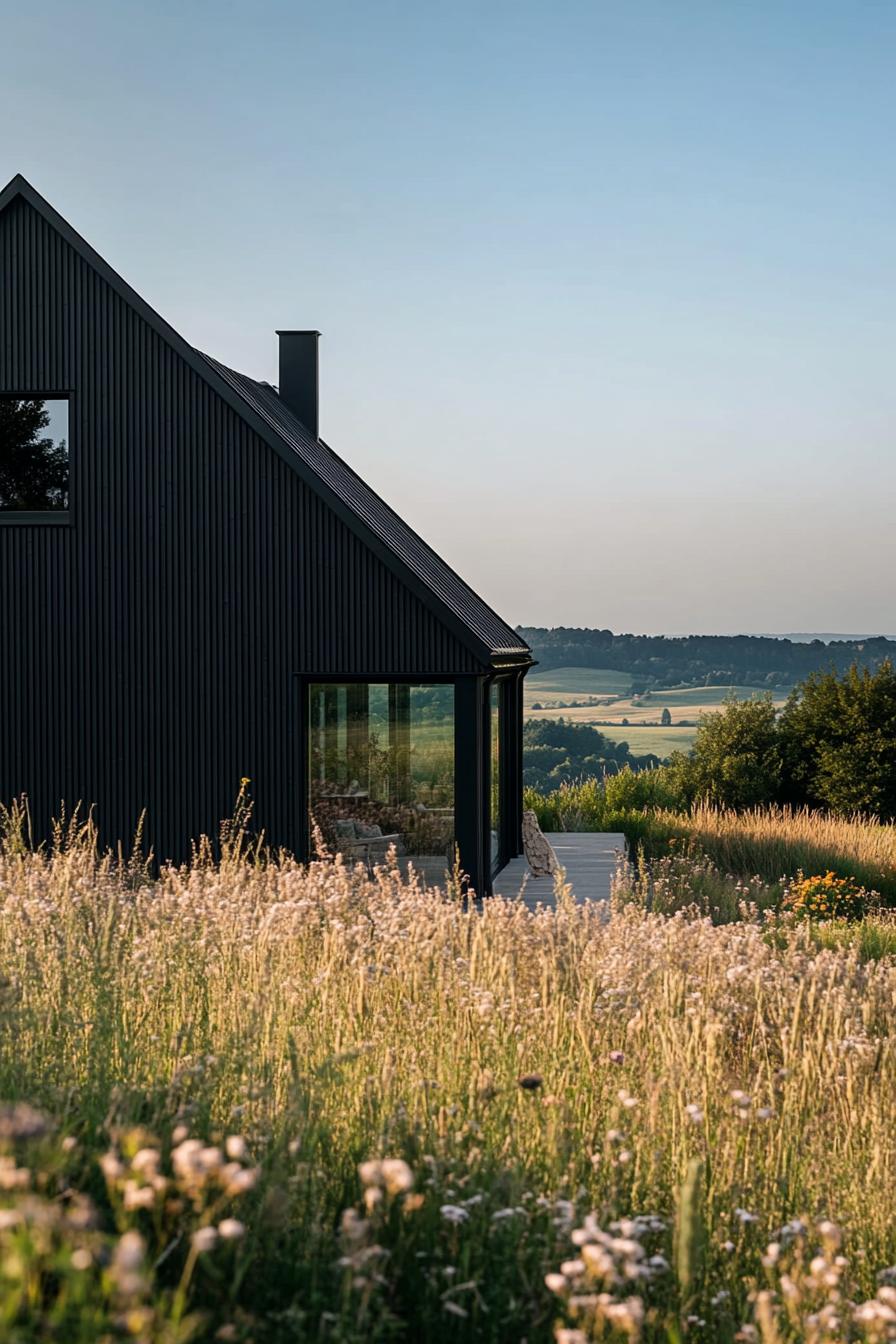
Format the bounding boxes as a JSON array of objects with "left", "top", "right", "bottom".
[
  {"left": 603, "top": 764, "right": 683, "bottom": 813},
  {"left": 673, "top": 693, "right": 782, "bottom": 810},
  {"left": 779, "top": 661, "right": 896, "bottom": 819},
  {"left": 524, "top": 778, "right": 606, "bottom": 832},
  {"left": 808, "top": 914, "right": 896, "bottom": 959}
]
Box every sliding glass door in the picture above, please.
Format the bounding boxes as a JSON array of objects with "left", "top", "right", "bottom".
[{"left": 307, "top": 682, "right": 455, "bottom": 881}]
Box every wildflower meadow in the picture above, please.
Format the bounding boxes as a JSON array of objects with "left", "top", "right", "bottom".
[{"left": 0, "top": 807, "right": 895, "bottom": 1341}]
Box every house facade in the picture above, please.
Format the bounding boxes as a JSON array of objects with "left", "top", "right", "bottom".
[{"left": 0, "top": 175, "right": 532, "bottom": 894}]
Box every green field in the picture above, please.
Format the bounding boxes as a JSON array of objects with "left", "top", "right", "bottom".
[
  {"left": 597, "top": 722, "right": 700, "bottom": 756},
  {"left": 523, "top": 665, "right": 633, "bottom": 709},
  {"left": 525, "top": 669, "right": 793, "bottom": 758}
]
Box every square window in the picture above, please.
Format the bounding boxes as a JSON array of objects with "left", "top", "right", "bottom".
[
  {"left": 307, "top": 681, "right": 456, "bottom": 884},
  {"left": 0, "top": 395, "right": 70, "bottom": 512}
]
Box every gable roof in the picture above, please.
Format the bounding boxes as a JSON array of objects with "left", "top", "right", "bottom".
[
  {"left": 202, "top": 354, "right": 529, "bottom": 662},
  {"left": 0, "top": 173, "right": 531, "bottom": 669}
]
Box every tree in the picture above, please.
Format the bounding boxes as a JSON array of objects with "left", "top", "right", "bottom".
[
  {"left": 778, "top": 661, "right": 896, "bottom": 819},
  {"left": 0, "top": 398, "right": 68, "bottom": 510},
  {"left": 660, "top": 706, "right": 672, "bottom": 726},
  {"left": 679, "top": 694, "right": 782, "bottom": 810},
  {"left": 522, "top": 719, "right": 657, "bottom": 791}
]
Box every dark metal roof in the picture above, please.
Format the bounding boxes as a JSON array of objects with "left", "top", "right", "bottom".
[{"left": 200, "top": 353, "right": 532, "bottom": 664}]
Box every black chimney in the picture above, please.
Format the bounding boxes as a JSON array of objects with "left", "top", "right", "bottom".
[{"left": 277, "top": 330, "right": 320, "bottom": 439}]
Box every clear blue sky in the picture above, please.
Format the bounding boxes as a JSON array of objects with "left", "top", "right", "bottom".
[{"left": 3, "top": 0, "right": 894, "bottom": 636}]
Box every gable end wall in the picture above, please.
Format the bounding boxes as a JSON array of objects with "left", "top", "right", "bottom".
[{"left": 0, "top": 197, "right": 481, "bottom": 858}]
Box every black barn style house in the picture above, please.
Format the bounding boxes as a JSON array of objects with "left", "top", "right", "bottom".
[{"left": 0, "top": 175, "right": 532, "bottom": 895}]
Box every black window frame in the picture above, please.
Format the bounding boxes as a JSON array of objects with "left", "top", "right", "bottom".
[
  {"left": 296, "top": 671, "right": 461, "bottom": 865},
  {"left": 487, "top": 674, "right": 517, "bottom": 877},
  {"left": 0, "top": 390, "right": 74, "bottom": 525},
  {"left": 296, "top": 669, "right": 524, "bottom": 897}
]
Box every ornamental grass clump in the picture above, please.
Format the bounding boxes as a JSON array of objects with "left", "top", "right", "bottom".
[{"left": 648, "top": 804, "right": 896, "bottom": 901}]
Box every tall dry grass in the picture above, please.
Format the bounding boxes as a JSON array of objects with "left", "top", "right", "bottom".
[
  {"left": 652, "top": 803, "right": 896, "bottom": 899},
  {"left": 0, "top": 813, "right": 895, "bottom": 1339}
]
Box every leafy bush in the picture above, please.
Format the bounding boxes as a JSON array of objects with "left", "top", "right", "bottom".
[
  {"left": 779, "top": 661, "right": 896, "bottom": 819},
  {"left": 591, "top": 662, "right": 896, "bottom": 823},
  {"left": 524, "top": 777, "right": 606, "bottom": 832},
  {"left": 602, "top": 764, "right": 683, "bottom": 813},
  {"left": 665, "top": 693, "right": 782, "bottom": 810},
  {"left": 808, "top": 914, "right": 896, "bottom": 959}
]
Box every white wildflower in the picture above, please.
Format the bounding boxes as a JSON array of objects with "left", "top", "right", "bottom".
[
  {"left": 99, "top": 1151, "right": 125, "bottom": 1183},
  {"left": 123, "top": 1181, "right": 156, "bottom": 1211},
  {"left": 224, "top": 1166, "right": 258, "bottom": 1196},
  {"left": 380, "top": 1158, "right": 413, "bottom": 1195},
  {"left": 358, "top": 1159, "right": 383, "bottom": 1188},
  {"left": 192, "top": 1226, "right": 219, "bottom": 1252},
  {"left": 440, "top": 1204, "right": 469, "bottom": 1224},
  {"left": 113, "top": 1229, "right": 145, "bottom": 1273}
]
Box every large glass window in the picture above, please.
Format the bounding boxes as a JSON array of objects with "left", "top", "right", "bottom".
[
  {"left": 0, "top": 396, "right": 69, "bottom": 512},
  {"left": 308, "top": 682, "right": 455, "bottom": 881},
  {"left": 490, "top": 682, "right": 502, "bottom": 872}
]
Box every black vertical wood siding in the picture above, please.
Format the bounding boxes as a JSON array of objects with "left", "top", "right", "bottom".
[{"left": 0, "top": 196, "right": 482, "bottom": 860}]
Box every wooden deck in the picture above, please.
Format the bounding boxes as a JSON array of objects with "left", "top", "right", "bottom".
[{"left": 491, "top": 832, "right": 627, "bottom": 911}]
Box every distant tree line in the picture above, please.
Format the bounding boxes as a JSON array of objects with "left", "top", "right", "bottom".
[
  {"left": 518, "top": 627, "right": 896, "bottom": 691},
  {"left": 523, "top": 718, "right": 659, "bottom": 791}
]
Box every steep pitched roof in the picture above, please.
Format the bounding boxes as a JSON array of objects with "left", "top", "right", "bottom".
[
  {"left": 202, "top": 354, "right": 530, "bottom": 662},
  {"left": 0, "top": 173, "right": 531, "bottom": 668}
]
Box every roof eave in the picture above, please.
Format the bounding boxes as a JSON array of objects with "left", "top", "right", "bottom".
[{"left": 489, "top": 651, "right": 536, "bottom": 671}]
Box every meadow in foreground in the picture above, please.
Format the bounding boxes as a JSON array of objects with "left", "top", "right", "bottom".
[{"left": 0, "top": 811, "right": 895, "bottom": 1341}]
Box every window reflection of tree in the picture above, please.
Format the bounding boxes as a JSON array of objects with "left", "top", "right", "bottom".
[{"left": 0, "top": 398, "right": 68, "bottom": 510}]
